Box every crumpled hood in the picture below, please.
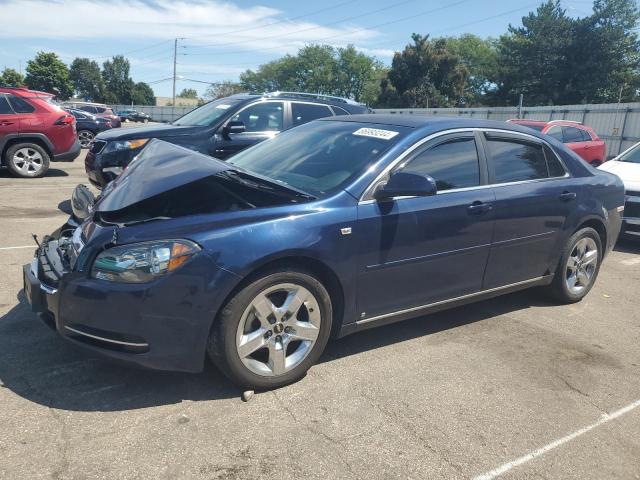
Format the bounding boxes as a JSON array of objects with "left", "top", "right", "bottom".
[{"left": 95, "top": 139, "right": 231, "bottom": 213}]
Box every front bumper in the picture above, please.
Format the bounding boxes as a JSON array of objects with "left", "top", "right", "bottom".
[
  {"left": 22, "top": 226, "right": 239, "bottom": 373},
  {"left": 53, "top": 139, "right": 81, "bottom": 162},
  {"left": 621, "top": 193, "right": 640, "bottom": 237}
]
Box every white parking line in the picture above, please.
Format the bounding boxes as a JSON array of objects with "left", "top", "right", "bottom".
[
  {"left": 0, "top": 245, "right": 34, "bottom": 251},
  {"left": 473, "top": 399, "right": 640, "bottom": 480}
]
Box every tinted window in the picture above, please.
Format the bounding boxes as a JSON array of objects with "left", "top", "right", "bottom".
[
  {"left": 400, "top": 137, "right": 480, "bottom": 191},
  {"left": 227, "top": 121, "right": 408, "bottom": 197},
  {"left": 95, "top": 106, "right": 106, "bottom": 113},
  {"left": 618, "top": 144, "right": 640, "bottom": 164},
  {"left": 332, "top": 106, "right": 349, "bottom": 116},
  {"left": 562, "top": 127, "right": 583, "bottom": 143},
  {"left": 291, "top": 103, "right": 333, "bottom": 126},
  {"left": 0, "top": 95, "right": 12, "bottom": 114},
  {"left": 8, "top": 95, "right": 34, "bottom": 113},
  {"left": 79, "top": 105, "right": 97, "bottom": 113},
  {"left": 543, "top": 145, "right": 566, "bottom": 177},
  {"left": 580, "top": 129, "right": 592, "bottom": 141},
  {"left": 488, "top": 138, "right": 548, "bottom": 183},
  {"left": 231, "top": 102, "right": 283, "bottom": 132}
]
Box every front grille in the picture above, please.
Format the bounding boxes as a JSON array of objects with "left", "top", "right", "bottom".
[{"left": 90, "top": 139, "right": 106, "bottom": 154}]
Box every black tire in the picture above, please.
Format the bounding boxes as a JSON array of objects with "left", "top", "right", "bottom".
[
  {"left": 208, "top": 269, "right": 333, "bottom": 389},
  {"left": 546, "top": 227, "right": 602, "bottom": 303},
  {"left": 4, "top": 142, "right": 50, "bottom": 178}
]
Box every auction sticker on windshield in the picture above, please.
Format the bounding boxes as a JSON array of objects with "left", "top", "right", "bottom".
[
  {"left": 216, "top": 104, "right": 232, "bottom": 110},
  {"left": 353, "top": 128, "right": 399, "bottom": 140}
]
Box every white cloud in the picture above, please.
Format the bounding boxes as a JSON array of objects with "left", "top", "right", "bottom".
[{"left": 0, "top": 0, "right": 381, "bottom": 55}]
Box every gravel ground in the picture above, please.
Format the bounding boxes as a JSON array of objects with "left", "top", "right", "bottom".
[{"left": 0, "top": 145, "right": 639, "bottom": 480}]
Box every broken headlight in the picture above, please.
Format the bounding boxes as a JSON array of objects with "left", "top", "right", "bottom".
[{"left": 91, "top": 240, "right": 200, "bottom": 283}]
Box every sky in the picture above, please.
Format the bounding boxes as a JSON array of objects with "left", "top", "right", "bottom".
[{"left": 0, "top": 0, "right": 601, "bottom": 98}]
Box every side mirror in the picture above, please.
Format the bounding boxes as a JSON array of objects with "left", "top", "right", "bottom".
[
  {"left": 71, "top": 184, "right": 96, "bottom": 221},
  {"left": 374, "top": 172, "right": 438, "bottom": 201},
  {"left": 223, "top": 121, "right": 246, "bottom": 138}
]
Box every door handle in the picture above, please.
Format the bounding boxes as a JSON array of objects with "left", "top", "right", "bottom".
[
  {"left": 467, "top": 201, "right": 493, "bottom": 215},
  {"left": 559, "top": 191, "right": 577, "bottom": 201},
  {"left": 0, "top": 121, "right": 14, "bottom": 126}
]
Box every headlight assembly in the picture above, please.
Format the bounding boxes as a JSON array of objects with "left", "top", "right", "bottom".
[
  {"left": 91, "top": 240, "right": 201, "bottom": 283},
  {"left": 103, "top": 138, "right": 149, "bottom": 154}
]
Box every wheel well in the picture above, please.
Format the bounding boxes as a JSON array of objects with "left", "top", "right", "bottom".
[
  {"left": 1, "top": 137, "right": 52, "bottom": 165},
  {"left": 220, "top": 256, "right": 346, "bottom": 337},
  {"left": 577, "top": 218, "right": 607, "bottom": 249}
]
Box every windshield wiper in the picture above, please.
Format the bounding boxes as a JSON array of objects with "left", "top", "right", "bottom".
[{"left": 220, "top": 170, "right": 316, "bottom": 201}]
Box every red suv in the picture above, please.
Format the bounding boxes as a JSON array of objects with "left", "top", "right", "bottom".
[
  {"left": 0, "top": 87, "right": 81, "bottom": 178},
  {"left": 507, "top": 120, "right": 606, "bottom": 167}
]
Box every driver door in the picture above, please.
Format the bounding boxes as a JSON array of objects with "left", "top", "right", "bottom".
[
  {"left": 355, "top": 132, "right": 495, "bottom": 321},
  {"left": 213, "top": 101, "right": 285, "bottom": 159}
]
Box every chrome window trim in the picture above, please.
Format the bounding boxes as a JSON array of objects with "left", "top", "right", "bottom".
[{"left": 358, "top": 127, "right": 571, "bottom": 204}]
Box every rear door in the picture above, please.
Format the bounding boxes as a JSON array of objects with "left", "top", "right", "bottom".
[
  {"left": 0, "top": 94, "right": 20, "bottom": 142},
  {"left": 562, "top": 126, "right": 590, "bottom": 161},
  {"left": 481, "top": 131, "right": 575, "bottom": 288},
  {"left": 213, "top": 101, "right": 285, "bottom": 159}
]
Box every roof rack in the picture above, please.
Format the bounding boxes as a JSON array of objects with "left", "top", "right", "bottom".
[{"left": 263, "top": 91, "right": 362, "bottom": 106}]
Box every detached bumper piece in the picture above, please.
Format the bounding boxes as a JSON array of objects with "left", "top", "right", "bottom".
[{"left": 63, "top": 324, "right": 149, "bottom": 354}]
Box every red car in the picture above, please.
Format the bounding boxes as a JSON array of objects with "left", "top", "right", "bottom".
[
  {"left": 507, "top": 120, "right": 606, "bottom": 167},
  {"left": 0, "top": 87, "right": 81, "bottom": 178}
]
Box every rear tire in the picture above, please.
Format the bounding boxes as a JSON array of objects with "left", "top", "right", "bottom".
[
  {"left": 4, "top": 143, "right": 50, "bottom": 178},
  {"left": 77, "top": 130, "right": 95, "bottom": 149},
  {"left": 207, "top": 269, "right": 333, "bottom": 390},
  {"left": 546, "top": 227, "right": 602, "bottom": 303}
]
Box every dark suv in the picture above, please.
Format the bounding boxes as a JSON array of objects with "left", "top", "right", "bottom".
[
  {"left": 85, "top": 92, "right": 371, "bottom": 188},
  {"left": 0, "top": 87, "right": 81, "bottom": 178}
]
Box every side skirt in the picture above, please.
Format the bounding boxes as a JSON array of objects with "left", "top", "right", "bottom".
[{"left": 337, "top": 275, "right": 553, "bottom": 338}]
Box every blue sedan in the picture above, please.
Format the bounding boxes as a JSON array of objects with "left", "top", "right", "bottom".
[{"left": 23, "top": 115, "right": 625, "bottom": 389}]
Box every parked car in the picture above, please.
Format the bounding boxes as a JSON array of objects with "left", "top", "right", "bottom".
[
  {"left": 86, "top": 91, "right": 372, "bottom": 188},
  {"left": 507, "top": 119, "right": 606, "bottom": 167},
  {"left": 62, "top": 101, "right": 121, "bottom": 128},
  {"left": 0, "top": 87, "right": 80, "bottom": 178},
  {"left": 23, "top": 116, "right": 624, "bottom": 389},
  {"left": 64, "top": 108, "right": 113, "bottom": 148},
  {"left": 116, "top": 109, "right": 151, "bottom": 123},
  {"left": 598, "top": 142, "right": 640, "bottom": 238}
]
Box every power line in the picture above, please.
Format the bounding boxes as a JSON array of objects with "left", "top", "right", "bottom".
[
  {"left": 183, "top": 0, "right": 471, "bottom": 57},
  {"left": 185, "top": 0, "right": 418, "bottom": 50}
]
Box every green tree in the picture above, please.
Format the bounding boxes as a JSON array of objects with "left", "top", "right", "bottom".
[
  {"left": 203, "top": 81, "right": 244, "bottom": 100},
  {"left": 0, "top": 68, "right": 24, "bottom": 87},
  {"left": 178, "top": 88, "right": 198, "bottom": 98},
  {"left": 131, "top": 82, "right": 155, "bottom": 105},
  {"left": 444, "top": 34, "right": 499, "bottom": 105},
  {"left": 69, "top": 58, "right": 104, "bottom": 101},
  {"left": 381, "top": 34, "right": 468, "bottom": 108},
  {"left": 240, "top": 44, "right": 381, "bottom": 102},
  {"left": 24, "top": 52, "right": 73, "bottom": 99},
  {"left": 102, "top": 55, "right": 134, "bottom": 104}
]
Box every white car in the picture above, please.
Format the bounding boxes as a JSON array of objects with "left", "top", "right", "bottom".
[{"left": 599, "top": 143, "right": 640, "bottom": 237}]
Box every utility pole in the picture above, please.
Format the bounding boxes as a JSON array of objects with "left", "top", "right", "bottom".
[
  {"left": 517, "top": 93, "right": 524, "bottom": 119},
  {"left": 172, "top": 38, "right": 178, "bottom": 106}
]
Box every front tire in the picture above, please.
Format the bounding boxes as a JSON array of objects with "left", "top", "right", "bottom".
[
  {"left": 208, "top": 269, "right": 333, "bottom": 389},
  {"left": 546, "top": 227, "right": 602, "bottom": 303},
  {"left": 4, "top": 143, "right": 50, "bottom": 178}
]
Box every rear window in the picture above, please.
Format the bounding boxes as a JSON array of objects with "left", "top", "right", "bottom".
[
  {"left": 8, "top": 95, "right": 35, "bottom": 113},
  {"left": 487, "top": 138, "right": 549, "bottom": 183},
  {"left": 0, "top": 95, "right": 12, "bottom": 114}
]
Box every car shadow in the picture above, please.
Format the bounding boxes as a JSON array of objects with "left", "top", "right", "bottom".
[
  {"left": 0, "top": 288, "right": 556, "bottom": 413},
  {"left": 614, "top": 236, "right": 640, "bottom": 254},
  {"left": 0, "top": 168, "right": 69, "bottom": 179}
]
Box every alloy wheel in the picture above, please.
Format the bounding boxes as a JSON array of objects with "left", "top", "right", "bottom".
[
  {"left": 565, "top": 237, "right": 598, "bottom": 294},
  {"left": 12, "top": 147, "right": 44, "bottom": 175},
  {"left": 235, "top": 283, "right": 321, "bottom": 377},
  {"left": 78, "top": 130, "right": 95, "bottom": 148}
]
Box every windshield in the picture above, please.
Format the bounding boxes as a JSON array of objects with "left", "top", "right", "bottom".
[
  {"left": 227, "top": 121, "right": 409, "bottom": 197},
  {"left": 618, "top": 144, "right": 640, "bottom": 164},
  {"left": 173, "top": 97, "right": 242, "bottom": 126}
]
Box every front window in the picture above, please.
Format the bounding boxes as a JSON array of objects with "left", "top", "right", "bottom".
[
  {"left": 227, "top": 121, "right": 409, "bottom": 197},
  {"left": 618, "top": 144, "right": 640, "bottom": 164},
  {"left": 173, "top": 97, "right": 242, "bottom": 126},
  {"left": 230, "top": 102, "right": 284, "bottom": 132}
]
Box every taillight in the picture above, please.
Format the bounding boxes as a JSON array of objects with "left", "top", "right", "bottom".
[{"left": 54, "top": 114, "right": 75, "bottom": 126}]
